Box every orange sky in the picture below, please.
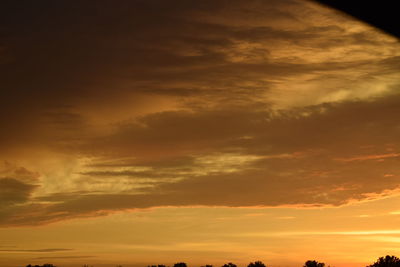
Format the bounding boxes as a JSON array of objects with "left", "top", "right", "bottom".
[{"left": 1, "top": 1, "right": 400, "bottom": 267}]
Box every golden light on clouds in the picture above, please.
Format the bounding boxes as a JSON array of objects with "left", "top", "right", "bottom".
[{"left": 0, "top": 0, "right": 400, "bottom": 267}]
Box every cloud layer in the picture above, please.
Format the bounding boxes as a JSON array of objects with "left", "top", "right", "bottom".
[{"left": 0, "top": 0, "right": 400, "bottom": 226}]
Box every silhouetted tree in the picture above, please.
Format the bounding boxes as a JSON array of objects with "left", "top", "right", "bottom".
[
  {"left": 367, "top": 255, "right": 400, "bottom": 267},
  {"left": 304, "top": 260, "right": 325, "bottom": 267},
  {"left": 248, "top": 261, "right": 266, "bottom": 267},
  {"left": 174, "top": 262, "right": 187, "bottom": 267},
  {"left": 222, "top": 263, "right": 237, "bottom": 267},
  {"left": 148, "top": 264, "right": 167, "bottom": 267}
]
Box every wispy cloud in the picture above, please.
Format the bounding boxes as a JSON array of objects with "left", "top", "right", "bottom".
[
  {"left": 0, "top": 248, "right": 73, "bottom": 253},
  {"left": 238, "top": 230, "right": 400, "bottom": 237},
  {"left": 33, "top": 256, "right": 95, "bottom": 260},
  {"left": 335, "top": 153, "right": 400, "bottom": 162}
]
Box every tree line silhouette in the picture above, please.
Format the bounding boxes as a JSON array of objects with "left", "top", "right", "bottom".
[{"left": 25, "top": 255, "right": 400, "bottom": 267}]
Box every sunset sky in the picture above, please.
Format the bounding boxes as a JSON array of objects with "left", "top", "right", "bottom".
[{"left": 1, "top": 1, "right": 400, "bottom": 267}]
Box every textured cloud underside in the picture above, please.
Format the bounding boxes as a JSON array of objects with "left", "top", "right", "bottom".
[{"left": 0, "top": 0, "right": 400, "bottom": 226}]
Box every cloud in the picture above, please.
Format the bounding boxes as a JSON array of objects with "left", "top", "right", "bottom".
[
  {"left": 335, "top": 153, "right": 400, "bottom": 162},
  {"left": 0, "top": 0, "right": 398, "bottom": 129},
  {"left": 0, "top": 178, "right": 37, "bottom": 205},
  {"left": 33, "top": 256, "right": 95, "bottom": 259},
  {"left": 59, "top": 94, "right": 400, "bottom": 206},
  {"left": 0, "top": 161, "right": 40, "bottom": 183},
  {"left": 0, "top": 248, "right": 72, "bottom": 253},
  {"left": 236, "top": 230, "right": 400, "bottom": 237},
  {"left": 0, "top": 93, "right": 399, "bottom": 226},
  {"left": 0, "top": 162, "right": 39, "bottom": 208},
  {"left": 0, "top": 0, "right": 399, "bottom": 226}
]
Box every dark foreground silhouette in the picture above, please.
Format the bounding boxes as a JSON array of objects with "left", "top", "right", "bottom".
[
  {"left": 25, "top": 255, "right": 400, "bottom": 267},
  {"left": 367, "top": 256, "right": 400, "bottom": 267},
  {"left": 304, "top": 260, "right": 325, "bottom": 267}
]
